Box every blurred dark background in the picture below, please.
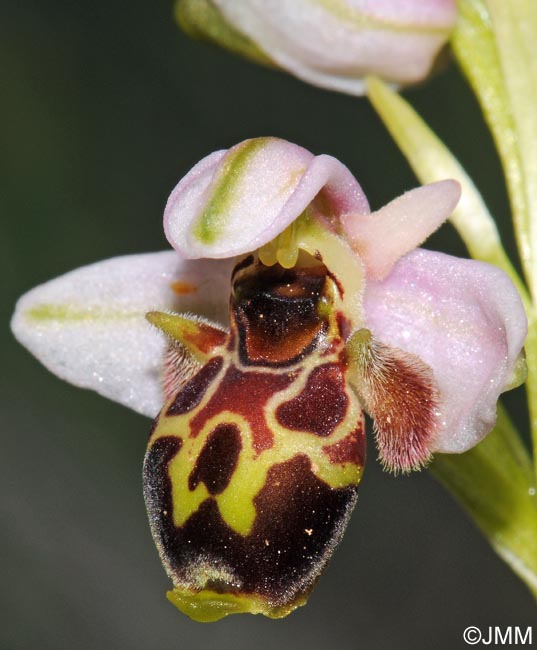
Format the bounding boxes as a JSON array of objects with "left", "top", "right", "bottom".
[{"left": 2, "top": 2, "right": 535, "bottom": 649}]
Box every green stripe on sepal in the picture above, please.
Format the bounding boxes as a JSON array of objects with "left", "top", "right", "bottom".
[
  {"left": 312, "top": 0, "right": 450, "bottom": 36},
  {"left": 26, "top": 304, "right": 138, "bottom": 322},
  {"left": 192, "top": 138, "right": 270, "bottom": 244},
  {"left": 176, "top": 0, "right": 273, "bottom": 67}
]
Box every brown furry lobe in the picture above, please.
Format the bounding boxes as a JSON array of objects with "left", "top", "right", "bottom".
[
  {"left": 347, "top": 329, "right": 440, "bottom": 474},
  {"left": 162, "top": 341, "right": 201, "bottom": 402}
]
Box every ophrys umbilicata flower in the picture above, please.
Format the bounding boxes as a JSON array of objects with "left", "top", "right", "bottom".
[{"left": 11, "top": 137, "right": 527, "bottom": 621}]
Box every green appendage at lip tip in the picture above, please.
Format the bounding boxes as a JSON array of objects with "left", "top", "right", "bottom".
[
  {"left": 167, "top": 587, "right": 307, "bottom": 622},
  {"left": 192, "top": 138, "right": 270, "bottom": 245}
]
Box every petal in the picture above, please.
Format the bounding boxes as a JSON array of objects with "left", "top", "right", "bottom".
[
  {"left": 212, "top": 0, "right": 456, "bottom": 95},
  {"left": 11, "top": 251, "right": 234, "bottom": 418},
  {"left": 164, "top": 137, "right": 369, "bottom": 259},
  {"left": 363, "top": 249, "right": 527, "bottom": 454},
  {"left": 342, "top": 180, "right": 461, "bottom": 279}
]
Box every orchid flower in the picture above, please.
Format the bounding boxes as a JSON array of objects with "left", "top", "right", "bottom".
[
  {"left": 11, "top": 137, "right": 527, "bottom": 621},
  {"left": 176, "top": 0, "right": 457, "bottom": 95}
]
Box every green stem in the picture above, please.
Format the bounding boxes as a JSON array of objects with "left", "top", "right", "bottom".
[
  {"left": 451, "top": 0, "right": 537, "bottom": 484},
  {"left": 452, "top": 0, "right": 534, "bottom": 294},
  {"left": 430, "top": 406, "right": 537, "bottom": 599},
  {"left": 365, "top": 76, "right": 529, "bottom": 310}
]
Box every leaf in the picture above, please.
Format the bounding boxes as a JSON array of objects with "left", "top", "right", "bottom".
[{"left": 431, "top": 406, "right": 537, "bottom": 600}]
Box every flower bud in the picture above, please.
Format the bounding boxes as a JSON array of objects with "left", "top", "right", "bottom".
[{"left": 177, "top": 0, "right": 457, "bottom": 94}]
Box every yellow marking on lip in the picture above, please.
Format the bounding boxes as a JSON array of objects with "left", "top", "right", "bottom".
[
  {"left": 163, "top": 411, "right": 261, "bottom": 536},
  {"left": 149, "top": 277, "right": 365, "bottom": 537},
  {"left": 154, "top": 355, "right": 364, "bottom": 536}
]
